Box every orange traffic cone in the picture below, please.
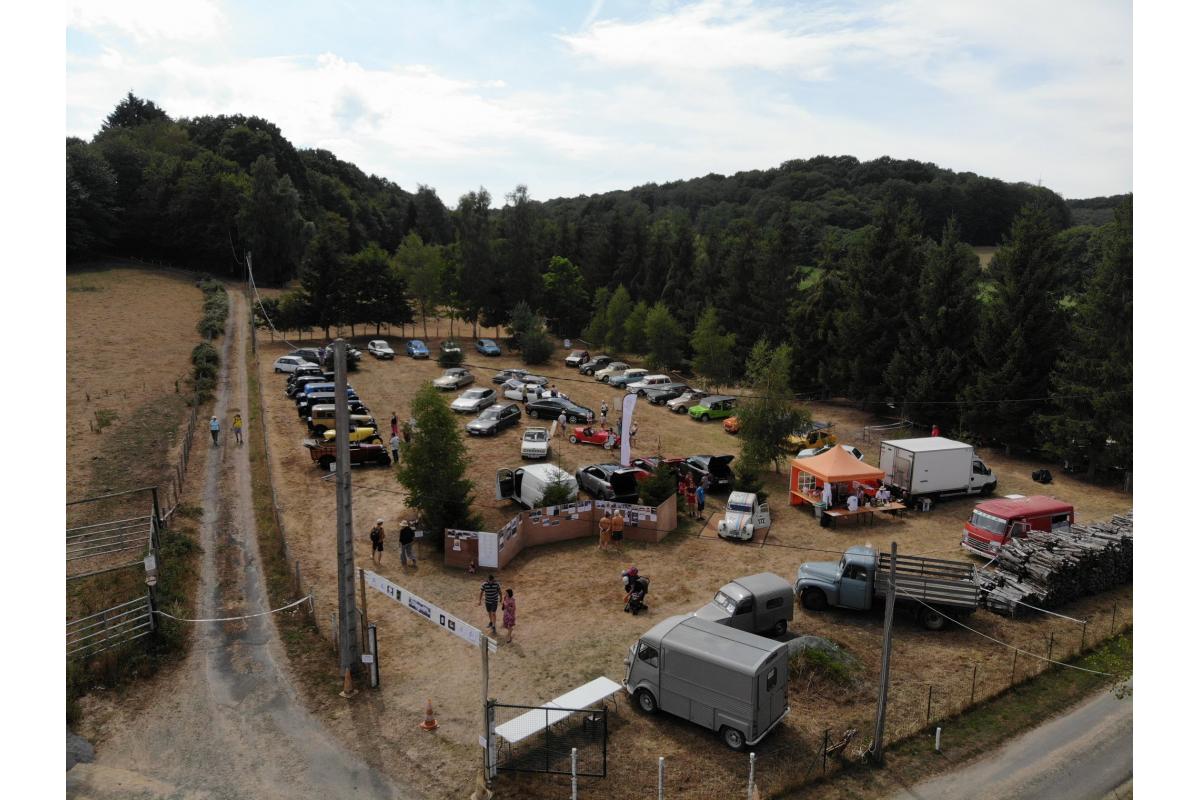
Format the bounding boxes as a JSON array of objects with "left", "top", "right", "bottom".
[{"left": 420, "top": 698, "right": 439, "bottom": 731}]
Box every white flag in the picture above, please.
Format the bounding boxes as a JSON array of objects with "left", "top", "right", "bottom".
[{"left": 620, "top": 391, "right": 638, "bottom": 466}]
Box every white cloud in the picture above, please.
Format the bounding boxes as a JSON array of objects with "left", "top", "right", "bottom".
[{"left": 67, "top": 0, "right": 227, "bottom": 43}]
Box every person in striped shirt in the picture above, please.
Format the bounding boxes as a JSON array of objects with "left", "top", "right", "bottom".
[{"left": 477, "top": 575, "right": 502, "bottom": 634}]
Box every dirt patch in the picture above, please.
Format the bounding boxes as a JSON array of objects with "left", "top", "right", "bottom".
[{"left": 255, "top": 336, "right": 1133, "bottom": 799}]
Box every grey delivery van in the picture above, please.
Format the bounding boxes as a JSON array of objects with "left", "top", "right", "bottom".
[
  {"left": 624, "top": 615, "right": 789, "bottom": 750},
  {"left": 693, "top": 573, "right": 794, "bottom": 637}
]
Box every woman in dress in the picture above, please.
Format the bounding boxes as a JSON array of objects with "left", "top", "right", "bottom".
[{"left": 501, "top": 588, "right": 517, "bottom": 643}]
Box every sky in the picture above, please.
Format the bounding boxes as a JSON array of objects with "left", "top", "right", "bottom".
[{"left": 65, "top": 0, "right": 1132, "bottom": 203}]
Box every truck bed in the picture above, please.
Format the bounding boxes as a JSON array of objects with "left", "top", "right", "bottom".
[{"left": 874, "top": 552, "right": 978, "bottom": 611}]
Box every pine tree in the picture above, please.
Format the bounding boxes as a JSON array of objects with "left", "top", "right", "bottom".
[
  {"left": 884, "top": 218, "right": 981, "bottom": 424},
  {"left": 691, "top": 307, "right": 736, "bottom": 388},
  {"left": 540, "top": 256, "right": 589, "bottom": 336},
  {"left": 604, "top": 285, "right": 633, "bottom": 351},
  {"left": 1042, "top": 199, "right": 1132, "bottom": 476},
  {"left": 960, "top": 202, "right": 1065, "bottom": 449},
  {"left": 738, "top": 340, "right": 807, "bottom": 472},
  {"left": 623, "top": 301, "right": 650, "bottom": 355},
  {"left": 582, "top": 287, "right": 611, "bottom": 348},
  {"left": 643, "top": 303, "right": 685, "bottom": 370}
]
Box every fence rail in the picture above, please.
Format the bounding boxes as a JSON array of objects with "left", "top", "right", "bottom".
[
  {"left": 66, "top": 596, "right": 154, "bottom": 660},
  {"left": 66, "top": 516, "right": 154, "bottom": 564}
]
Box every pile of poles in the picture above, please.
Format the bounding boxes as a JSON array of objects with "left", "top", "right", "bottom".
[{"left": 978, "top": 512, "right": 1133, "bottom": 615}]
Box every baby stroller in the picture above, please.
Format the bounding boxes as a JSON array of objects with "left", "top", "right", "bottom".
[{"left": 622, "top": 567, "right": 650, "bottom": 615}]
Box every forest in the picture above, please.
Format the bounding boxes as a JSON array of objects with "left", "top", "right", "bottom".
[{"left": 66, "top": 93, "right": 1132, "bottom": 476}]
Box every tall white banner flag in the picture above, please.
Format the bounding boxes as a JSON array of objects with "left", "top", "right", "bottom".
[{"left": 619, "top": 391, "right": 638, "bottom": 466}]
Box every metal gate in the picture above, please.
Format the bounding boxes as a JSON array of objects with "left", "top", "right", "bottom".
[{"left": 492, "top": 702, "right": 608, "bottom": 777}]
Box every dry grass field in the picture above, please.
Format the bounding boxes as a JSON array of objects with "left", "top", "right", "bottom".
[{"left": 255, "top": 333, "right": 1131, "bottom": 799}]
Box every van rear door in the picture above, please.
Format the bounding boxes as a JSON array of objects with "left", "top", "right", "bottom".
[
  {"left": 756, "top": 652, "right": 787, "bottom": 731},
  {"left": 495, "top": 469, "right": 515, "bottom": 500}
]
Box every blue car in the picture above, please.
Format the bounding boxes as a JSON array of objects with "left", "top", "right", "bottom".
[
  {"left": 476, "top": 338, "right": 502, "bottom": 356},
  {"left": 406, "top": 339, "right": 430, "bottom": 359}
]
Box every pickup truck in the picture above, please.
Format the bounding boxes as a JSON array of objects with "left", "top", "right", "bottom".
[
  {"left": 304, "top": 440, "right": 392, "bottom": 470},
  {"left": 795, "top": 545, "right": 979, "bottom": 630}
]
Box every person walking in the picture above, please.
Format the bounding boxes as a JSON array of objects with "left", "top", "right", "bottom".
[
  {"left": 611, "top": 510, "right": 626, "bottom": 553},
  {"left": 501, "top": 588, "right": 517, "bottom": 643},
  {"left": 389, "top": 432, "right": 401, "bottom": 465},
  {"left": 628, "top": 420, "right": 638, "bottom": 450},
  {"left": 232, "top": 413, "right": 244, "bottom": 445},
  {"left": 391, "top": 413, "right": 399, "bottom": 438},
  {"left": 209, "top": 415, "right": 220, "bottom": 446},
  {"left": 399, "top": 520, "right": 417, "bottom": 568},
  {"left": 478, "top": 574, "right": 502, "bottom": 635},
  {"left": 695, "top": 482, "right": 706, "bottom": 519},
  {"left": 557, "top": 410, "right": 568, "bottom": 439},
  {"left": 599, "top": 400, "right": 609, "bottom": 427},
  {"left": 598, "top": 510, "right": 612, "bottom": 550},
  {"left": 931, "top": 423, "right": 941, "bottom": 438},
  {"left": 369, "top": 518, "right": 385, "bottom": 566}
]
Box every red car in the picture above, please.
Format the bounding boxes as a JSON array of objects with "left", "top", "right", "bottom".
[{"left": 569, "top": 425, "right": 621, "bottom": 449}]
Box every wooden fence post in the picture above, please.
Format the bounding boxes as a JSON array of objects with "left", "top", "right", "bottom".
[
  {"left": 1010, "top": 649, "right": 1018, "bottom": 686},
  {"left": 1048, "top": 632, "right": 1055, "bottom": 663},
  {"left": 970, "top": 664, "right": 978, "bottom": 705},
  {"left": 926, "top": 685, "right": 932, "bottom": 723}
]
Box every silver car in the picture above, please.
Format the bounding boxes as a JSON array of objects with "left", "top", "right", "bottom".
[
  {"left": 433, "top": 368, "right": 474, "bottom": 390},
  {"left": 450, "top": 387, "right": 497, "bottom": 413}
]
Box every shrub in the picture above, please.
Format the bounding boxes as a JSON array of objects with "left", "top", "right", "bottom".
[
  {"left": 639, "top": 463, "right": 679, "bottom": 507},
  {"left": 537, "top": 476, "right": 576, "bottom": 508},
  {"left": 520, "top": 328, "right": 554, "bottom": 365},
  {"left": 191, "top": 342, "right": 218, "bottom": 367}
]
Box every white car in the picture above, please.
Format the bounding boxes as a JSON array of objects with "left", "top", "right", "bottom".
[
  {"left": 273, "top": 355, "right": 319, "bottom": 373},
  {"left": 796, "top": 444, "right": 865, "bottom": 460},
  {"left": 626, "top": 374, "right": 672, "bottom": 395},
  {"left": 451, "top": 387, "right": 497, "bottom": 413},
  {"left": 593, "top": 361, "right": 631, "bottom": 382},
  {"left": 433, "top": 368, "right": 474, "bottom": 390},
  {"left": 502, "top": 378, "right": 550, "bottom": 402},
  {"left": 367, "top": 340, "right": 395, "bottom": 359},
  {"left": 521, "top": 427, "right": 551, "bottom": 459}
]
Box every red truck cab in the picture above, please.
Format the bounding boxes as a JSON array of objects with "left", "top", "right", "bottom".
[{"left": 961, "top": 495, "right": 1074, "bottom": 558}]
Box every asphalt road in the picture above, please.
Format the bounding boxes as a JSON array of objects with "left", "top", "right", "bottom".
[{"left": 892, "top": 687, "right": 1132, "bottom": 800}]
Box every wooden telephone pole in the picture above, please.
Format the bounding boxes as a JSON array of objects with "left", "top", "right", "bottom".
[
  {"left": 334, "top": 339, "right": 360, "bottom": 695},
  {"left": 870, "top": 541, "right": 898, "bottom": 764}
]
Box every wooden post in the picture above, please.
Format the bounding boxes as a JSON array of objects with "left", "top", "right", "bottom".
[
  {"left": 822, "top": 729, "right": 829, "bottom": 773},
  {"left": 1111, "top": 604, "right": 1117, "bottom": 635},
  {"left": 926, "top": 685, "right": 932, "bottom": 723},
  {"left": 1081, "top": 621, "right": 1088, "bottom": 653},
  {"left": 970, "top": 664, "right": 978, "bottom": 705},
  {"left": 294, "top": 560, "right": 302, "bottom": 597},
  {"left": 481, "top": 636, "right": 491, "bottom": 783},
  {"left": 1010, "top": 649, "right": 1018, "bottom": 686},
  {"left": 870, "top": 542, "right": 898, "bottom": 764},
  {"left": 358, "top": 568, "right": 369, "bottom": 651}
]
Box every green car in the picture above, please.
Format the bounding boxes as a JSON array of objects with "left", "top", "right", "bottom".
[{"left": 689, "top": 395, "right": 737, "bottom": 421}]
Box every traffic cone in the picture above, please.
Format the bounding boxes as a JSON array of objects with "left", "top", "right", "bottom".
[{"left": 420, "top": 698, "right": 439, "bottom": 731}]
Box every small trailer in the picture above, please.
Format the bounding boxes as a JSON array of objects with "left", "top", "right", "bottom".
[
  {"left": 624, "top": 615, "right": 789, "bottom": 750},
  {"left": 692, "top": 573, "right": 794, "bottom": 637},
  {"left": 795, "top": 545, "right": 979, "bottom": 630}
]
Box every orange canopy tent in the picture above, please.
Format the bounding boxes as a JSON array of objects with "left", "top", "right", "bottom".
[{"left": 789, "top": 447, "right": 884, "bottom": 506}]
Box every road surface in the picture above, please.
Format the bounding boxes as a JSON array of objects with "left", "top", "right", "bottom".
[
  {"left": 893, "top": 687, "right": 1131, "bottom": 800},
  {"left": 68, "top": 291, "right": 407, "bottom": 799}
]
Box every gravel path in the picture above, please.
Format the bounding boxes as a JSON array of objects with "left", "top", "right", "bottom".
[{"left": 68, "top": 291, "right": 408, "bottom": 800}]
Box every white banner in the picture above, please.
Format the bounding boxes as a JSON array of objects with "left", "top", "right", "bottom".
[
  {"left": 619, "top": 391, "right": 638, "bottom": 466},
  {"left": 477, "top": 532, "right": 499, "bottom": 568},
  {"left": 364, "top": 570, "right": 495, "bottom": 651}
]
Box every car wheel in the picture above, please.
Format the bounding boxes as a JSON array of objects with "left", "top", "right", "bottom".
[
  {"left": 919, "top": 608, "right": 947, "bottom": 631},
  {"left": 635, "top": 689, "right": 658, "bottom": 714},
  {"left": 771, "top": 619, "right": 788, "bottom": 637},
  {"left": 801, "top": 588, "right": 828, "bottom": 611},
  {"left": 701, "top": 414, "right": 710, "bottom": 422},
  {"left": 720, "top": 726, "right": 746, "bottom": 751},
  {"left": 600, "top": 376, "right": 610, "bottom": 383},
  {"left": 569, "top": 435, "right": 578, "bottom": 444},
  {"left": 637, "top": 390, "right": 647, "bottom": 397},
  {"left": 529, "top": 410, "right": 540, "bottom": 419}
]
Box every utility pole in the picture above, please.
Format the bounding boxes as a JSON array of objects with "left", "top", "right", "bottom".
[
  {"left": 870, "top": 541, "right": 898, "bottom": 764},
  {"left": 246, "top": 252, "right": 256, "bottom": 354},
  {"left": 334, "top": 339, "right": 360, "bottom": 695}
]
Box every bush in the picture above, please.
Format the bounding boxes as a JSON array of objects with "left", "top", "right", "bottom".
[
  {"left": 639, "top": 463, "right": 680, "bottom": 507},
  {"left": 537, "top": 476, "right": 576, "bottom": 508},
  {"left": 191, "top": 342, "right": 218, "bottom": 367},
  {"left": 731, "top": 463, "right": 768, "bottom": 502}
]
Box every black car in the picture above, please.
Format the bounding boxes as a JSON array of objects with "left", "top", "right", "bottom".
[
  {"left": 492, "top": 368, "right": 531, "bottom": 385},
  {"left": 681, "top": 455, "right": 736, "bottom": 491},
  {"left": 466, "top": 403, "right": 522, "bottom": 436},
  {"left": 644, "top": 382, "right": 690, "bottom": 405},
  {"left": 575, "top": 463, "right": 642, "bottom": 503},
  {"left": 578, "top": 355, "right": 613, "bottom": 376},
  {"left": 296, "top": 391, "right": 361, "bottom": 418},
  {"left": 524, "top": 397, "right": 594, "bottom": 424}
]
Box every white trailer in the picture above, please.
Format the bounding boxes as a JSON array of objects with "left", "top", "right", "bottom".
[{"left": 879, "top": 437, "right": 996, "bottom": 502}]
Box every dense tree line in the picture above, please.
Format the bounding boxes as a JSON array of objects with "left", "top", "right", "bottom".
[{"left": 67, "top": 95, "right": 1131, "bottom": 474}]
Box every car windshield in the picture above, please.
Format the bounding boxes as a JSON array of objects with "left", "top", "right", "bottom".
[
  {"left": 464, "top": 390, "right": 487, "bottom": 398},
  {"left": 411, "top": 340, "right": 425, "bottom": 347},
  {"left": 728, "top": 502, "right": 753, "bottom": 513},
  {"left": 524, "top": 431, "right": 547, "bottom": 442},
  {"left": 480, "top": 339, "right": 496, "bottom": 346},
  {"left": 970, "top": 510, "right": 1008, "bottom": 535},
  {"left": 479, "top": 408, "right": 500, "bottom": 420},
  {"left": 713, "top": 591, "right": 737, "bottom": 614}
]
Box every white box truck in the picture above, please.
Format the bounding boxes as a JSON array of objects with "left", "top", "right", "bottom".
[
  {"left": 495, "top": 463, "right": 579, "bottom": 508},
  {"left": 624, "top": 615, "right": 789, "bottom": 750},
  {"left": 879, "top": 437, "right": 996, "bottom": 504}
]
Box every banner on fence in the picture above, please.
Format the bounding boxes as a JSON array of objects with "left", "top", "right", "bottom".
[{"left": 364, "top": 570, "right": 495, "bottom": 651}]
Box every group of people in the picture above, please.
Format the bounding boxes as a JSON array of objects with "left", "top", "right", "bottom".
[
  {"left": 679, "top": 472, "right": 708, "bottom": 519},
  {"left": 387, "top": 412, "right": 415, "bottom": 465},
  {"left": 368, "top": 517, "right": 418, "bottom": 568},
  {"left": 819, "top": 481, "right": 893, "bottom": 512},
  {"left": 477, "top": 574, "right": 517, "bottom": 643},
  {"left": 208, "top": 413, "right": 244, "bottom": 446},
  {"left": 598, "top": 509, "right": 626, "bottom": 551}
]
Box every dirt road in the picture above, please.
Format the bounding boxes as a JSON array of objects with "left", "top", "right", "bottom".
[
  {"left": 68, "top": 292, "right": 406, "bottom": 800},
  {"left": 890, "top": 687, "right": 1132, "bottom": 800}
]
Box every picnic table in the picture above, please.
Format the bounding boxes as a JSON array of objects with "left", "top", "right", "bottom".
[{"left": 822, "top": 501, "right": 908, "bottom": 528}]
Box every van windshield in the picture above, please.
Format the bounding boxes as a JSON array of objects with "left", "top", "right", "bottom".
[
  {"left": 970, "top": 510, "right": 1008, "bottom": 535},
  {"left": 713, "top": 591, "right": 737, "bottom": 614}
]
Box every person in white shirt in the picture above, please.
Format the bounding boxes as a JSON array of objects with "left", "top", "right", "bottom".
[
  {"left": 847, "top": 493, "right": 859, "bottom": 512},
  {"left": 877, "top": 486, "right": 891, "bottom": 503},
  {"left": 821, "top": 482, "right": 833, "bottom": 507}
]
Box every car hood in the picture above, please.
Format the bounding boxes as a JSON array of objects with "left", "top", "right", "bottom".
[
  {"left": 692, "top": 603, "right": 732, "bottom": 624},
  {"left": 451, "top": 398, "right": 480, "bottom": 408},
  {"left": 796, "top": 561, "right": 840, "bottom": 584},
  {"left": 467, "top": 417, "right": 498, "bottom": 430}
]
